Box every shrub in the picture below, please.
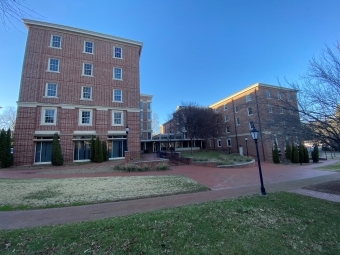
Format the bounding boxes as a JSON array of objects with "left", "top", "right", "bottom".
[
  {"left": 312, "top": 145, "right": 319, "bottom": 163},
  {"left": 102, "top": 141, "right": 108, "bottom": 162},
  {"left": 94, "top": 137, "right": 103, "bottom": 163},
  {"left": 0, "top": 129, "right": 12, "bottom": 168},
  {"left": 156, "top": 163, "right": 169, "bottom": 171},
  {"left": 51, "top": 133, "right": 64, "bottom": 166},
  {"left": 298, "top": 145, "right": 304, "bottom": 164},
  {"left": 285, "top": 143, "right": 292, "bottom": 163},
  {"left": 303, "top": 147, "right": 310, "bottom": 163},
  {"left": 292, "top": 144, "right": 299, "bottom": 163},
  {"left": 90, "top": 136, "right": 95, "bottom": 162},
  {"left": 272, "top": 142, "right": 280, "bottom": 164}
]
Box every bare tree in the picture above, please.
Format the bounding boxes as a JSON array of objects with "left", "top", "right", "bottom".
[
  {"left": 283, "top": 43, "right": 340, "bottom": 150},
  {"left": 0, "top": 0, "right": 38, "bottom": 28},
  {"left": 0, "top": 106, "right": 16, "bottom": 130}
]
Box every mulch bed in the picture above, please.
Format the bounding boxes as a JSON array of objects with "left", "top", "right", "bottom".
[{"left": 303, "top": 180, "right": 340, "bottom": 195}]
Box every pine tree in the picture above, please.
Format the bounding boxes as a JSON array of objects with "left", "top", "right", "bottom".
[
  {"left": 292, "top": 144, "right": 299, "bottom": 163},
  {"left": 272, "top": 141, "right": 280, "bottom": 163},
  {"left": 51, "top": 133, "right": 64, "bottom": 166},
  {"left": 303, "top": 146, "right": 310, "bottom": 163},
  {"left": 291, "top": 144, "right": 296, "bottom": 163},
  {"left": 6, "top": 129, "right": 13, "bottom": 166},
  {"left": 0, "top": 129, "right": 12, "bottom": 168},
  {"left": 94, "top": 137, "right": 103, "bottom": 163},
  {"left": 298, "top": 145, "right": 304, "bottom": 164},
  {"left": 285, "top": 142, "right": 292, "bottom": 163},
  {"left": 312, "top": 145, "right": 319, "bottom": 163},
  {"left": 90, "top": 136, "right": 95, "bottom": 162},
  {"left": 102, "top": 141, "right": 108, "bottom": 161}
]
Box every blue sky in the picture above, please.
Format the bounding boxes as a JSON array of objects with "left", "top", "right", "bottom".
[{"left": 1, "top": 0, "right": 340, "bottom": 124}]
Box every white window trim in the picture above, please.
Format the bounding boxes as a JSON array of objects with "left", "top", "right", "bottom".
[
  {"left": 227, "top": 138, "right": 232, "bottom": 147},
  {"left": 266, "top": 91, "right": 271, "bottom": 99},
  {"left": 113, "top": 89, "right": 123, "bottom": 102},
  {"left": 49, "top": 35, "right": 62, "bottom": 49},
  {"left": 47, "top": 58, "right": 60, "bottom": 73},
  {"left": 279, "top": 107, "right": 284, "bottom": 114},
  {"left": 247, "top": 107, "right": 253, "bottom": 116},
  {"left": 112, "top": 110, "right": 124, "bottom": 126},
  {"left": 224, "top": 104, "right": 228, "bottom": 111},
  {"left": 235, "top": 106, "right": 238, "bottom": 113},
  {"left": 113, "top": 67, "right": 123, "bottom": 80},
  {"left": 225, "top": 115, "right": 229, "bottom": 122},
  {"left": 246, "top": 94, "right": 251, "bottom": 102},
  {"left": 83, "top": 41, "right": 94, "bottom": 54},
  {"left": 82, "top": 63, "right": 93, "bottom": 77},
  {"left": 41, "top": 107, "right": 57, "bottom": 125},
  {"left": 277, "top": 92, "right": 281, "bottom": 100},
  {"left": 81, "top": 86, "right": 92, "bottom": 100},
  {"left": 78, "top": 109, "right": 93, "bottom": 126},
  {"left": 268, "top": 104, "right": 273, "bottom": 113},
  {"left": 236, "top": 118, "right": 240, "bottom": 125},
  {"left": 226, "top": 127, "right": 230, "bottom": 133},
  {"left": 44, "top": 83, "right": 58, "bottom": 98},
  {"left": 217, "top": 139, "right": 222, "bottom": 147},
  {"left": 113, "top": 46, "right": 123, "bottom": 59}
]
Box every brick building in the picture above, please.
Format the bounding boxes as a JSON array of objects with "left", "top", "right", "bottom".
[
  {"left": 14, "top": 19, "right": 143, "bottom": 165},
  {"left": 161, "top": 83, "right": 300, "bottom": 161}
]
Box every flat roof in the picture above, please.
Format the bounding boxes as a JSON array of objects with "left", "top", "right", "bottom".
[{"left": 23, "top": 19, "right": 143, "bottom": 47}]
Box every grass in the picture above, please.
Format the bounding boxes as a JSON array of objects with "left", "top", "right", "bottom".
[
  {"left": 180, "top": 150, "right": 252, "bottom": 165},
  {"left": 0, "top": 176, "right": 208, "bottom": 211},
  {"left": 1, "top": 192, "right": 340, "bottom": 254},
  {"left": 316, "top": 161, "right": 340, "bottom": 172}
]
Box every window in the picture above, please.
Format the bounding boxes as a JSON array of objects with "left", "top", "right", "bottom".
[
  {"left": 148, "top": 133, "right": 152, "bottom": 140},
  {"left": 217, "top": 139, "right": 222, "bottom": 147},
  {"left": 225, "top": 115, "right": 229, "bottom": 122},
  {"left": 140, "top": 111, "right": 143, "bottom": 119},
  {"left": 290, "top": 109, "right": 293, "bottom": 115},
  {"left": 147, "top": 121, "right": 152, "bottom": 130},
  {"left": 287, "top": 93, "right": 291, "bottom": 101},
  {"left": 45, "top": 83, "right": 57, "bottom": 97},
  {"left": 235, "top": 105, "right": 238, "bottom": 113},
  {"left": 41, "top": 107, "right": 57, "bottom": 125},
  {"left": 224, "top": 104, "right": 228, "bottom": 110},
  {"left": 147, "top": 112, "right": 151, "bottom": 120},
  {"left": 226, "top": 126, "right": 231, "bottom": 133},
  {"left": 84, "top": 41, "right": 93, "bottom": 54},
  {"left": 247, "top": 107, "right": 253, "bottom": 115},
  {"left": 81, "top": 86, "right": 92, "bottom": 100},
  {"left": 112, "top": 111, "right": 123, "bottom": 126},
  {"left": 114, "top": 47, "right": 122, "bottom": 58},
  {"left": 236, "top": 118, "right": 240, "bottom": 125},
  {"left": 79, "top": 109, "right": 92, "bottom": 125},
  {"left": 268, "top": 104, "right": 273, "bottom": 113},
  {"left": 140, "top": 101, "right": 143, "bottom": 109},
  {"left": 48, "top": 58, "right": 59, "bottom": 72},
  {"left": 265, "top": 90, "right": 271, "bottom": 99},
  {"left": 227, "top": 138, "right": 232, "bottom": 147},
  {"left": 82, "top": 63, "right": 93, "bottom": 76},
  {"left": 246, "top": 94, "right": 251, "bottom": 102},
  {"left": 141, "top": 122, "right": 143, "bottom": 130},
  {"left": 113, "top": 89, "right": 122, "bottom": 102},
  {"left": 113, "top": 67, "right": 122, "bottom": 80},
  {"left": 277, "top": 92, "right": 281, "bottom": 100},
  {"left": 50, "top": 35, "right": 61, "bottom": 48},
  {"left": 147, "top": 102, "right": 151, "bottom": 110},
  {"left": 279, "top": 106, "right": 284, "bottom": 114},
  {"left": 215, "top": 109, "right": 219, "bottom": 113}
]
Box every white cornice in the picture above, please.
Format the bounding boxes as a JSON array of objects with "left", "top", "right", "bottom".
[
  {"left": 17, "top": 102, "right": 140, "bottom": 112},
  {"left": 22, "top": 19, "right": 143, "bottom": 48}
]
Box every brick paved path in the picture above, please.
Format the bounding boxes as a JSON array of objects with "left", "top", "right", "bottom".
[{"left": 1, "top": 159, "right": 340, "bottom": 230}]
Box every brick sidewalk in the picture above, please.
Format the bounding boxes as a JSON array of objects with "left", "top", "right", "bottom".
[{"left": 1, "top": 159, "right": 340, "bottom": 230}]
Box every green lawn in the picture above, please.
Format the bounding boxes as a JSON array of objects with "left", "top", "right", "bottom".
[
  {"left": 316, "top": 161, "right": 340, "bottom": 172},
  {"left": 1, "top": 192, "right": 339, "bottom": 254},
  {"left": 180, "top": 150, "right": 252, "bottom": 165}
]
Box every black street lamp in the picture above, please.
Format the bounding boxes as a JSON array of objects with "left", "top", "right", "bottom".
[
  {"left": 125, "top": 125, "right": 129, "bottom": 152},
  {"left": 250, "top": 121, "right": 266, "bottom": 195},
  {"left": 168, "top": 130, "right": 173, "bottom": 153},
  {"left": 245, "top": 137, "right": 249, "bottom": 157}
]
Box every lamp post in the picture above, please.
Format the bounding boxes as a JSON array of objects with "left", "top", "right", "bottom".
[
  {"left": 169, "top": 130, "right": 173, "bottom": 153},
  {"left": 125, "top": 125, "right": 129, "bottom": 152},
  {"left": 250, "top": 121, "right": 266, "bottom": 195},
  {"left": 245, "top": 137, "right": 248, "bottom": 157}
]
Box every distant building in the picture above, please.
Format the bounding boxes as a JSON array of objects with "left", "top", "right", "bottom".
[
  {"left": 160, "top": 83, "right": 300, "bottom": 161},
  {"left": 14, "top": 19, "right": 144, "bottom": 165}
]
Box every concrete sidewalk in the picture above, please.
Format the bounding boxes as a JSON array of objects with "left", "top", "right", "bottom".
[{"left": 1, "top": 172, "right": 339, "bottom": 230}]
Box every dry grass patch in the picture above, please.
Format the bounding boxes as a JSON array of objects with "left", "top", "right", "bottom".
[{"left": 0, "top": 176, "right": 208, "bottom": 210}]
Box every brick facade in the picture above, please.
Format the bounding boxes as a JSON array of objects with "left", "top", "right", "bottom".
[{"left": 14, "top": 19, "right": 143, "bottom": 166}]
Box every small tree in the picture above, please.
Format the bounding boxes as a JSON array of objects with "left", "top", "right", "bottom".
[
  {"left": 102, "top": 141, "right": 108, "bottom": 161},
  {"left": 303, "top": 146, "right": 310, "bottom": 163},
  {"left": 0, "top": 129, "right": 12, "bottom": 168},
  {"left": 51, "top": 133, "right": 64, "bottom": 166},
  {"left": 90, "top": 136, "right": 95, "bottom": 162},
  {"left": 285, "top": 142, "right": 292, "bottom": 163},
  {"left": 272, "top": 142, "right": 280, "bottom": 163},
  {"left": 292, "top": 144, "right": 299, "bottom": 163},
  {"left": 94, "top": 137, "right": 103, "bottom": 163},
  {"left": 312, "top": 145, "right": 319, "bottom": 163},
  {"left": 298, "top": 145, "right": 304, "bottom": 164}
]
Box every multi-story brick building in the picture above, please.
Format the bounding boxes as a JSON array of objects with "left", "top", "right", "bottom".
[
  {"left": 14, "top": 19, "right": 143, "bottom": 165},
  {"left": 161, "top": 83, "right": 300, "bottom": 161}
]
